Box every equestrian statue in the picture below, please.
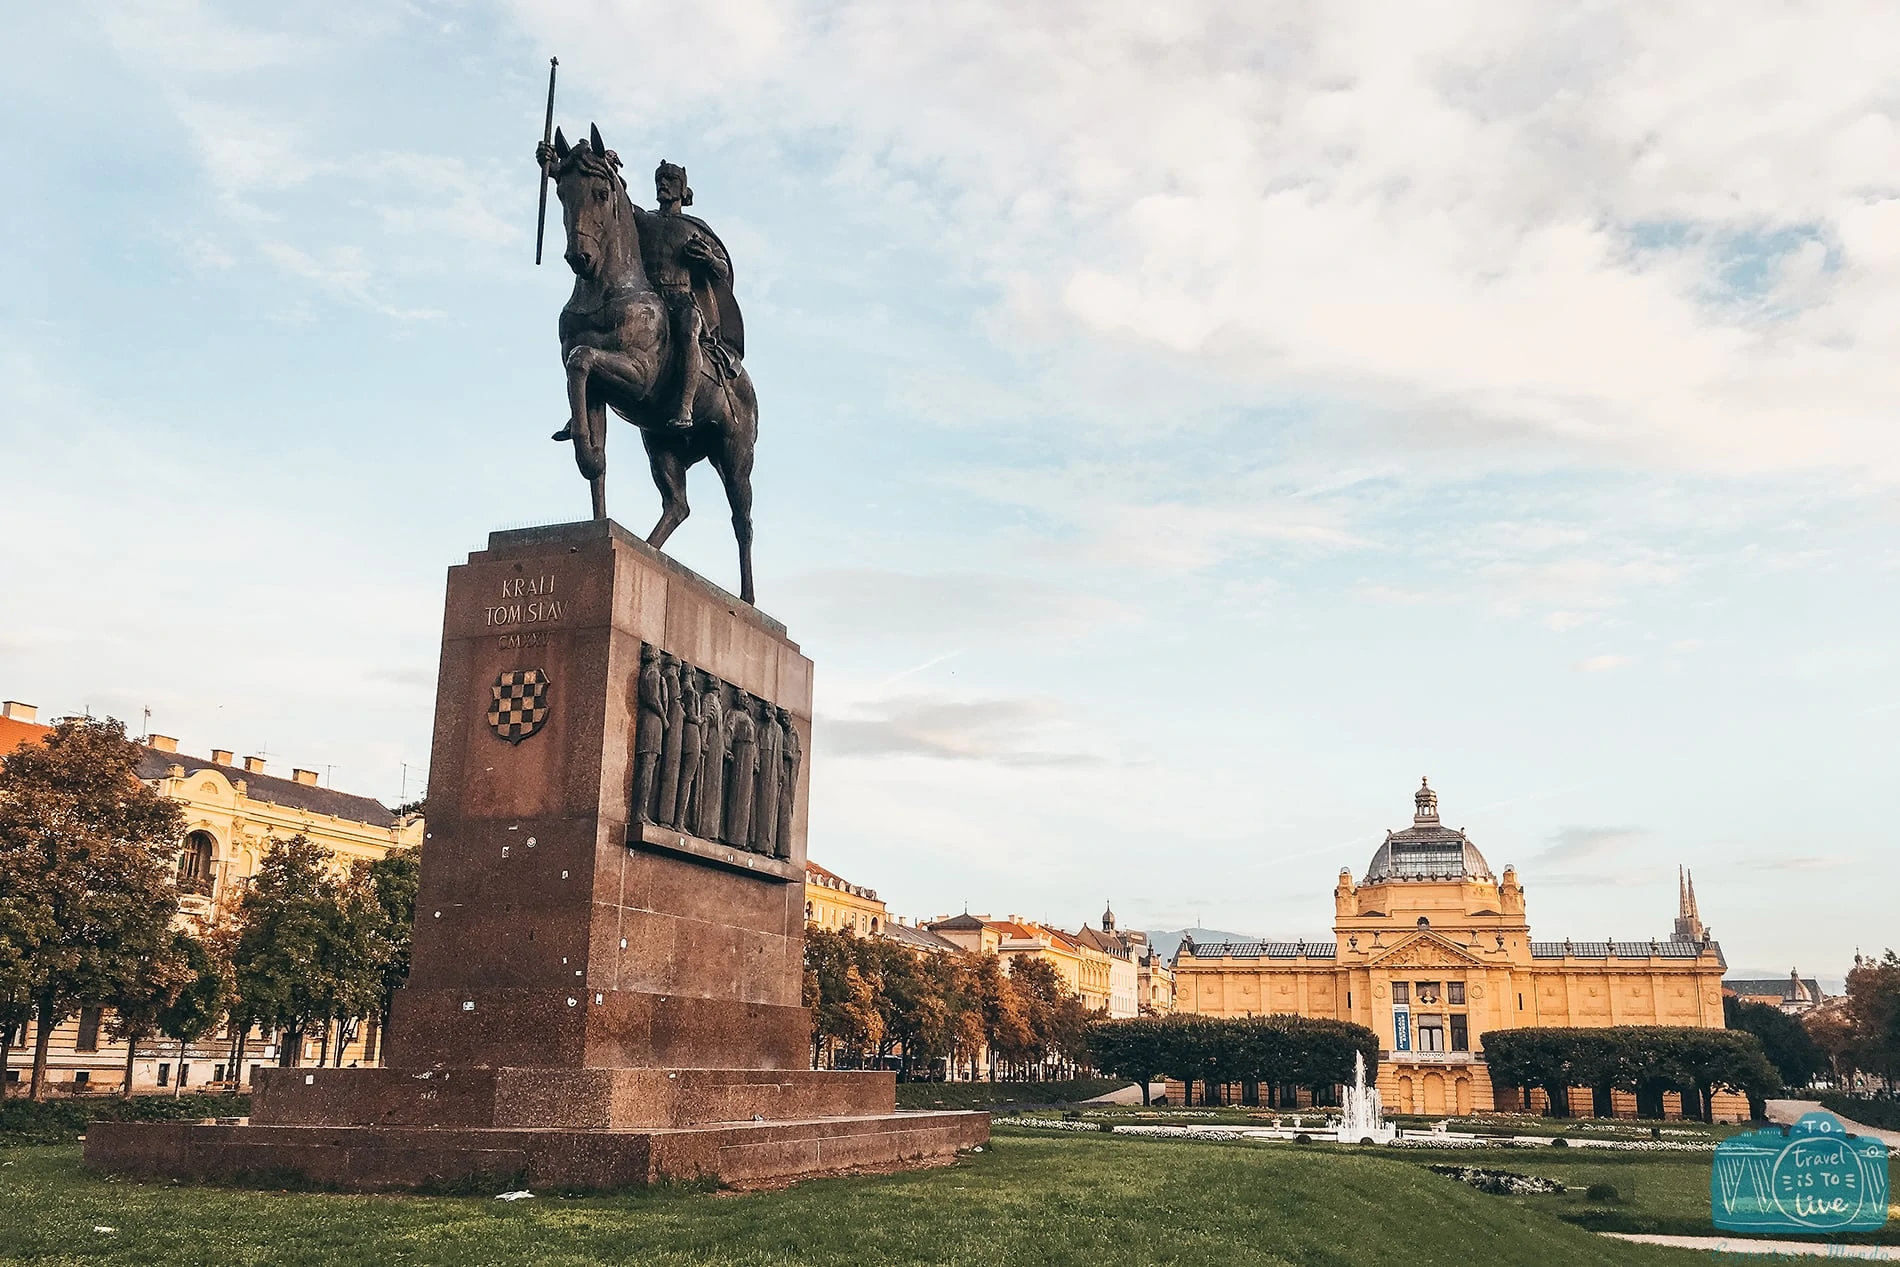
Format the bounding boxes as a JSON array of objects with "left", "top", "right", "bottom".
[{"left": 536, "top": 121, "right": 760, "bottom": 604}]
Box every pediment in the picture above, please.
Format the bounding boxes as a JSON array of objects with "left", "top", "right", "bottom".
[{"left": 1368, "top": 932, "right": 1482, "bottom": 968}]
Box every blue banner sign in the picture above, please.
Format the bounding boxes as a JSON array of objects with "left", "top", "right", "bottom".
[
  {"left": 1392, "top": 1008, "right": 1410, "bottom": 1052},
  {"left": 1712, "top": 1111, "right": 1889, "bottom": 1234}
]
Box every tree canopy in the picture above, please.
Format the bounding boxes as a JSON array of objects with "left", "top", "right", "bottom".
[
  {"left": 0, "top": 717, "right": 183, "bottom": 1098},
  {"left": 1481, "top": 1025, "right": 1779, "bottom": 1120}
]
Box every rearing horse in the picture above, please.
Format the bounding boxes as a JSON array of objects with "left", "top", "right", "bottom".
[{"left": 546, "top": 124, "right": 760, "bottom": 604}]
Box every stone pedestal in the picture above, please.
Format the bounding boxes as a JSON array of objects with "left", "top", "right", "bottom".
[{"left": 86, "top": 521, "right": 987, "bottom": 1191}]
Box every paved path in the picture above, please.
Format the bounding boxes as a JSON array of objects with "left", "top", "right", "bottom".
[
  {"left": 1603, "top": 1233, "right": 1900, "bottom": 1259},
  {"left": 1767, "top": 1098, "right": 1900, "bottom": 1149},
  {"left": 1078, "top": 1082, "right": 1149, "bottom": 1105}
]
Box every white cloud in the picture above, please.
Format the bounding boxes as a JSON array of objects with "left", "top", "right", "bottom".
[
  {"left": 1576, "top": 653, "right": 1631, "bottom": 672},
  {"left": 516, "top": 1, "right": 1900, "bottom": 480}
]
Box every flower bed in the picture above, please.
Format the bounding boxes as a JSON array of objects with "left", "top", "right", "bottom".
[{"left": 1427, "top": 1165, "right": 1566, "bottom": 1196}]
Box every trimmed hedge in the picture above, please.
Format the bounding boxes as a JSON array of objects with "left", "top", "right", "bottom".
[
  {"left": 1819, "top": 1093, "right": 1900, "bottom": 1132},
  {"left": 1087, "top": 1015, "right": 1380, "bottom": 1106},
  {"left": 0, "top": 1094, "right": 249, "bottom": 1146},
  {"left": 1483, "top": 1026, "right": 1778, "bottom": 1120},
  {"left": 894, "top": 1078, "right": 1129, "bottom": 1111}
]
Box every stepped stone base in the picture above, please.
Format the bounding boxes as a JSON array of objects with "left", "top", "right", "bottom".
[
  {"left": 85, "top": 1110, "right": 988, "bottom": 1191},
  {"left": 249, "top": 1066, "right": 899, "bottom": 1130}
]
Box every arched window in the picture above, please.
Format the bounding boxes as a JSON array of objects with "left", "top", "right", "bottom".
[
  {"left": 870, "top": 917, "right": 880, "bottom": 934},
  {"left": 178, "top": 831, "right": 215, "bottom": 896}
]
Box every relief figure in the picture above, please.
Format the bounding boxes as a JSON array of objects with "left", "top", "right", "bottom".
[
  {"left": 655, "top": 654, "right": 685, "bottom": 825},
  {"left": 632, "top": 645, "right": 665, "bottom": 821},
  {"left": 752, "top": 698, "right": 783, "bottom": 856},
  {"left": 723, "top": 695, "right": 759, "bottom": 846},
  {"left": 672, "top": 670, "right": 703, "bottom": 828},
  {"left": 774, "top": 707, "right": 799, "bottom": 860},
  {"left": 696, "top": 675, "right": 727, "bottom": 840}
]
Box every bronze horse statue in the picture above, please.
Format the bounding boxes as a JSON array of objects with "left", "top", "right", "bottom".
[{"left": 544, "top": 124, "right": 760, "bottom": 604}]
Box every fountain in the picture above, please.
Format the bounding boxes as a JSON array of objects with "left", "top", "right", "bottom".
[{"left": 1336, "top": 1050, "right": 1397, "bottom": 1145}]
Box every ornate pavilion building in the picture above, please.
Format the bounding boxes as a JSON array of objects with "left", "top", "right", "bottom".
[{"left": 1173, "top": 780, "right": 1738, "bottom": 1119}]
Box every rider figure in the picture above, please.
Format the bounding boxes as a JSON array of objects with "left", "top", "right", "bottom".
[{"left": 641, "top": 160, "right": 730, "bottom": 431}]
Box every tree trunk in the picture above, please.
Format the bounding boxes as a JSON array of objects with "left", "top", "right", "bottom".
[
  {"left": 174, "top": 1037, "right": 186, "bottom": 1098},
  {"left": 281, "top": 1024, "right": 301, "bottom": 1067},
  {"left": 1141, "top": 1076, "right": 1152, "bottom": 1106},
  {"left": 1, "top": 1015, "right": 14, "bottom": 1100},
  {"left": 29, "top": 995, "right": 58, "bottom": 1102},
  {"left": 122, "top": 1031, "right": 139, "bottom": 1099},
  {"left": 231, "top": 1025, "right": 248, "bottom": 1096},
  {"left": 334, "top": 1019, "right": 349, "bottom": 1068}
]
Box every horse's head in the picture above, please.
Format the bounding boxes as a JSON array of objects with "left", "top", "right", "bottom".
[{"left": 550, "top": 123, "right": 632, "bottom": 282}]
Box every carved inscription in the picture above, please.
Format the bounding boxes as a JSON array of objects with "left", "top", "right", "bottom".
[
  {"left": 632, "top": 643, "right": 799, "bottom": 859},
  {"left": 485, "top": 574, "right": 566, "bottom": 628}
]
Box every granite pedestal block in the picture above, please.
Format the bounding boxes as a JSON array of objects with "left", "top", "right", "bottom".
[{"left": 85, "top": 521, "right": 986, "bottom": 1190}]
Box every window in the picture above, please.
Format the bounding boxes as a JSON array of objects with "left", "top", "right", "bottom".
[
  {"left": 1346, "top": 991, "right": 1352, "bottom": 1009},
  {"left": 1450, "top": 1015, "right": 1469, "bottom": 1052},
  {"left": 178, "top": 1064, "right": 189, "bottom": 1088},
  {"left": 1517, "top": 992, "right": 1524, "bottom": 1010},
  {"left": 177, "top": 831, "right": 216, "bottom": 896},
  {"left": 76, "top": 1006, "right": 103, "bottom": 1052},
  {"left": 73, "top": 1070, "right": 90, "bottom": 1087},
  {"left": 158, "top": 1063, "right": 170, "bottom": 1087},
  {"left": 1416, "top": 981, "right": 1442, "bottom": 1005},
  {"left": 1391, "top": 981, "right": 1410, "bottom": 1004},
  {"left": 1417, "top": 1017, "right": 1445, "bottom": 1052},
  {"left": 1448, "top": 981, "right": 1465, "bottom": 1005}
]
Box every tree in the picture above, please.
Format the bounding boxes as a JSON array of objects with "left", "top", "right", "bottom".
[
  {"left": 351, "top": 846, "right": 419, "bottom": 1064},
  {"left": 155, "top": 932, "right": 228, "bottom": 1097},
  {"left": 803, "top": 928, "right": 882, "bottom": 1068},
  {"left": 231, "top": 835, "right": 355, "bottom": 1067},
  {"left": 104, "top": 933, "right": 193, "bottom": 1098},
  {"left": 1087, "top": 1017, "right": 1171, "bottom": 1103},
  {"left": 1725, "top": 997, "right": 1827, "bottom": 1103},
  {"left": 1842, "top": 950, "right": 1900, "bottom": 1090},
  {"left": 0, "top": 718, "right": 183, "bottom": 1099}
]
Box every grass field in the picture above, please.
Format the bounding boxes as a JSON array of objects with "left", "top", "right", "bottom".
[{"left": 0, "top": 1128, "right": 1816, "bottom": 1267}]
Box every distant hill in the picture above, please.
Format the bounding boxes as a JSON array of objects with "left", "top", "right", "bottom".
[{"left": 1144, "top": 927, "right": 1263, "bottom": 961}]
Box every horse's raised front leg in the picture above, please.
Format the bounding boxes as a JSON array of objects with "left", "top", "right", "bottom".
[
  {"left": 644, "top": 440, "right": 691, "bottom": 549},
  {"left": 710, "top": 445, "right": 755, "bottom": 606},
  {"left": 564, "top": 347, "right": 609, "bottom": 484}
]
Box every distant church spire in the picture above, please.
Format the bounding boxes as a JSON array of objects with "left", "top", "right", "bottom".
[
  {"left": 1673, "top": 865, "right": 1704, "bottom": 942},
  {"left": 1101, "top": 902, "right": 1116, "bottom": 932}
]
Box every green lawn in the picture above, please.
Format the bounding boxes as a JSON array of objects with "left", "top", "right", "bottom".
[{"left": 0, "top": 1132, "right": 1741, "bottom": 1266}]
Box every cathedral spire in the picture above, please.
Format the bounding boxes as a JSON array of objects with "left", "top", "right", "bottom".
[{"left": 1673, "top": 865, "right": 1704, "bottom": 942}]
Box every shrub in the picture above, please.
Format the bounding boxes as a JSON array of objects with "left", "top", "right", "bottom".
[{"left": 1585, "top": 1182, "right": 1619, "bottom": 1202}]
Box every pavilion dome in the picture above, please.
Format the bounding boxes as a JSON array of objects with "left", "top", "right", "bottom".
[{"left": 1362, "top": 778, "right": 1495, "bottom": 883}]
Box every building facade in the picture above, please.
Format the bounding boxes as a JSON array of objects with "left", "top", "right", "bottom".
[
  {"left": 1724, "top": 970, "right": 1827, "bottom": 1015},
  {"left": 1, "top": 702, "right": 421, "bottom": 1093},
  {"left": 804, "top": 861, "right": 887, "bottom": 935},
  {"left": 1173, "top": 780, "right": 1737, "bottom": 1119}
]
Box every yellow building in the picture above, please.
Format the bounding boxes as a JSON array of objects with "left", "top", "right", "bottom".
[
  {"left": 1174, "top": 779, "right": 1738, "bottom": 1120},
  {"left": 927, "top": 913, "right": 1121, "bottom": 1012},
  {"left": 804, "top": 861, "right": 887, "bottom": 935},
  {"left": 0, "top": 703, "right": 421, "bottom": 1093}
]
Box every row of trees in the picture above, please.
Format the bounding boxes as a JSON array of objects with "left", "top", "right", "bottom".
[
  {"left": 803, "top": 927, "right": 1096, "bottom": 1079},
  {"left": 0, "top": 718, "right": 417, "bottom": 1099},
  {"left": 1481, "top": 1025, "right": 1779, "bottom": 1121},
  {"left": 1087, "top": 1015, "right": 1381, "bottom": 1106}
]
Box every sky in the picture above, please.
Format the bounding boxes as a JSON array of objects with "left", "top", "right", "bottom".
[{"left": 2, "top": 2, "right": 1896, "bottom": 981}]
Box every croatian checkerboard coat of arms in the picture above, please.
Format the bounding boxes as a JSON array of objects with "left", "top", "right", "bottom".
[{"left": 486, "top": 668, "right": 550, "bottom": 743}]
